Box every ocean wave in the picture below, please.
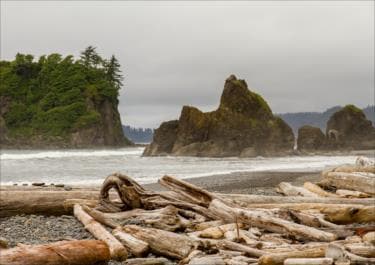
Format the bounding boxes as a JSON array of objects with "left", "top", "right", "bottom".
[{"left": 0, "top": 148, "right": 144, "bottom": 160}]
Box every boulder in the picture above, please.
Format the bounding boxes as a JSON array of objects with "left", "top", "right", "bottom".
[
  {"left": 144, "top": 75, "right": 294, "bottom": 157},
  {"left": 297, "top": 125, "right": 325, "bottom": 151},
  {"left": 326, "top": 105, "right": 375, "bottom": 150}
]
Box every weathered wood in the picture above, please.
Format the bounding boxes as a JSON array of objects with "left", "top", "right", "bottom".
[
  {"left": 0, "top": 190, "right": 99, "bottom": 217},
  {"left": 227, "top": 203, "right": 375, "bottom": 224},
  {"left": 0, "top": 240, "right": 110, "bottom": 265},
  {"left": 320, "top": 172, "right": 375, "bottom": 195},
  {"left": 336, "top": 189, "right": 371, "bottom": 198},
  {"left": 303, "top": 182, "right": 338, "bottom": 198},
  {"left": 73, "top": 204, "right": 127, "bottom": 261},
  {"left": 219, "top": 193, "right": 375, "bottom": 206},
  {"left": 217, "top": 240, "right": 266, "bottom": 257},
  {"left": 326, "top": 243, "right": 375, "bottom": 265},
  {"left": 284, "top": 258, "right": 333, "bottom": 265},
  {"left": 112, "top": 228, "right": 149, "bottom": 257},
  {"left": 123, "top": 257, "right": 172, "bottom": 265},
  {"left": 197, "top": 223, "right": 244, "bottom": 239},
  {"left": 363, "top": 232, "right": 375, "bottom": 245},
  {"left": 345, "top": 244, "right": 375, "bottom": 258},
  {"left": 276, "top": 182, "right": 319, "bottom": 197},
  {"left": 122, "top": 225, "right": 198, "bottom": 259},
  {"left": 258, "top": 246, "right": 326, "bottom": 265},
  {"left": 209, "top": 199, "right": 337, "bottom": 242}
]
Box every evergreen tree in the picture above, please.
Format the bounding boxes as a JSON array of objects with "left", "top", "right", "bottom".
[
  {"left": 105, "top": 55, "right": 123, "bottom": 89},
  {"left": 80, "top": 46, "right": 102, "bottom": 68}
]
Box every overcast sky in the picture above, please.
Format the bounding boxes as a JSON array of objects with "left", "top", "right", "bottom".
[{"left": 1, "top": 1, "right": 374, "bottom": 128}]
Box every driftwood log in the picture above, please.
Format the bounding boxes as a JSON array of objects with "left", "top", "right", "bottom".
[
  {"left": 0, "top": 240, "right": 110, "bottom": 265},
  {"left": 320, "top": 172, "right": 375, "bottom": 195},
  {"left": 73, "top": 204, "right": 128, "bottom": 261}
]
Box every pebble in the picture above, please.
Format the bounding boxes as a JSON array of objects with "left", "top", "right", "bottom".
[
  {"left": 22, "top": 183, "right": 28, "bottom": 186},
  {"left": 64, "top": 185, "right": 72, "bottom": 191},
  {"left": 32, "top": 182, "right": 45, "bottom": 186}
]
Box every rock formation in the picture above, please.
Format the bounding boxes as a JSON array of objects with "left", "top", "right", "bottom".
[
  {"left": 297, "top": 125, "right": 325, "bottom": 152},
  {"left": 325, "top": 105, "right": 375, "bottom": 150},
  {"left": 296, "top": 105, "right": 375, "bottom": 152},
  {"left": 144, "top": 75, "right": 294, "bottom": 157}
]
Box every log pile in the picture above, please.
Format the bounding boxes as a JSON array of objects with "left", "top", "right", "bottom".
[{"left": 1, "top": 156, "right": 374, "bottom": 265}]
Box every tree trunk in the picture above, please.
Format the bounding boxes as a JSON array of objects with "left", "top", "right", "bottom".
[
  {"left": 73, "top": 204, "right": 128, "bottom": 261},
  {"left": 0, "top": 240, "right": 110, "bottom": 265},
  {"left": 320, "top": 172, "right": 375, "bottom": 195},
  {"left": 0, "top": 190, "right": 99, "bottom": 217}
]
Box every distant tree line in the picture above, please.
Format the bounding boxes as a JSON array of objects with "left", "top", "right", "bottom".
[
  {"left": 122, "top": 125, "right": 154, "bottom": 143},
  {"left": 0, "top": 46, "right": 124, "bottom": 137}
]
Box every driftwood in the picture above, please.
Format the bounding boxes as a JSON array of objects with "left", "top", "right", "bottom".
[
  {"left": 303, "top": 182, "right": 339, "bottom": 198},
  {"left": 122, "top": 225, "right": 199, "bottom": 259},
  {"left": 124, "top": 257, "right": 173, "bottom": 265},
  {"left": 0, "top": 240, "right": 110, "bottom": 265},
  {"left": 73, "top": 204, "right": 128, "bottom": 261},
  {"left": 0, "top": 190, "right": 99, "bottom": 217},
  {"left": 220, "top": 193, "right": 375, "bottom": 206},
  {"left": 258, "top": 246, "right": 326, "bottom": 265},
  {"left": 320, "top": 172, "right": 375, "bottom": 195},
  {"left": 5, "top": 158, "right": 368, "bottom": 265},
  {"left": 284, "top": 258, "right": 333, "bottom": 265},
  {"left": 209, "top": 199, "right": 337, "bottom": 242},
  {"left": 112, "top": 228, "right": 149, "bottom": 257},
  {"left": 276, "top": 182, "right": 319, "bottom": 197}
]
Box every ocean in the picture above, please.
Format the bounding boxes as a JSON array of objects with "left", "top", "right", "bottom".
[{"left": 0, "top": 147, "right": 358, "bottom": 186}]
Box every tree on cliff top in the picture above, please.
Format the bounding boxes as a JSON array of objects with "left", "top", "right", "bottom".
[{"left": 0, "top": 46, "right": 125, "bottom": 137}]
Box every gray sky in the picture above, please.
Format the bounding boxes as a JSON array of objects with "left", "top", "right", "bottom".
[{"left": 1, "top": 1, "right": 374, "bottom": 128}]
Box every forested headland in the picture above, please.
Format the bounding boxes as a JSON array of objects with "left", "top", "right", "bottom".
[{"left": 0, "top": 47, "right": 131, "bottom": 148}]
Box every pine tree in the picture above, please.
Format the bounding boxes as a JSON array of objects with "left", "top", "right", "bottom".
[
  {"left": 80, "top": 46, "right": 102, "bottom": 68},
  {"left": 105, "top": 55, "right": 123, "bottom": 89}
]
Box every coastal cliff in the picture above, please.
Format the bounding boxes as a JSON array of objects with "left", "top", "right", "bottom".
[
  {"left": 0, "top": 49, "right": 131, "bottom": 148},
  {"left": 144, "top": 75, "right": 294, "bottom": 157}
]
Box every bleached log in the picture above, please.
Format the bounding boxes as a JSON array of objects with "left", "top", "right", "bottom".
[
  {"left": 101, "top": 205, "right": 190, "bottom": 231},
  {"left": 194, "top": 220, "right": 224, "bottom": 231},
  {"left": 344, "top": 244, "right": 375, "bottom": 258},
  {"left": 363, "top": 232, "right": 375, "bottom": 245},
  {"left": 0, "top": 190, "right": 99, "bottom": 217},
  {"left": 123, "top": 257, "right": 173, "bottom": 265},
  {"left": 209, "top": 199, "right": 337, "bottom": 242},
  {"left": 0, "top": 240, "right": 110, "bottom": 265},
  {"left": 188, "top": 255, "right": 225, "bottom": 265},
  {"left": 326, "top": 243, "right": 375, "bottom": 265},
  {"left": 198, "top": 223, "right": 244, "bottom": 239},
  {"left": 331, "top": 165, "right": 375, "bottom": 174},
  {"left": 228, "top": 203, "right": 375, "bottom": 224},
  {"left": 219, "top": 193, "right": 375, "bottom": 206},
  {"left": 276, "top": 182, "right": 319, "bottom": 197},
  {"left": 217, "top": 240, "right": 266, "bottom": 257},
  {"left": 284, "top": 258, "right": 333, "bottom": 265},
  {"left": 122, "top": 225, "right": 198, "bottom": 259},
  {"left": 112, "top": 228, "right": 149, "bottom": 257},
  {"left": 258, "top": 246, "right": 326, "bottom": 265},
  {"left": 73, "top": 204, "right": 127, "bottom": 261},
  {"left": 303, "top": 182, "right": 338, "bottom": 198},
  {"left": 320, "top": 172, "right": 375, "bottom": 195},
  {"left": 336, "top": 189, "right": 371, "bottom": 198}
]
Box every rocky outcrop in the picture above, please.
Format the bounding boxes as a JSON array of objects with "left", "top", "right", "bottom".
[
  {"left": 297, "top": 125, "right": 325, "bottom": 151},
  {"left": 325, "top": 105, "right": 375, "bottom": 150},
  {"left": 144, "top": 75, "right": 295, "bottom": 157}
]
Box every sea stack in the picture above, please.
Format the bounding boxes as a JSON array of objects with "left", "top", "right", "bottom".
[
  {"left": 326, "top": 105, "right": 375, "bottom": 150},
  {"left": 144, "top": 75, "right": 294, "bottom": 157}
]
